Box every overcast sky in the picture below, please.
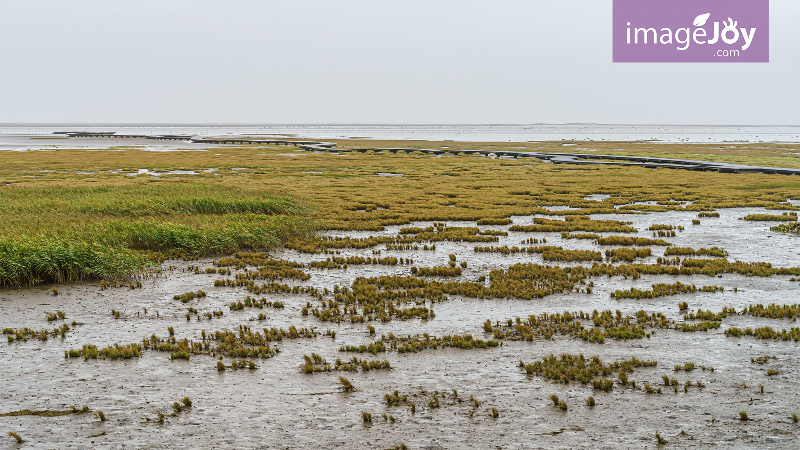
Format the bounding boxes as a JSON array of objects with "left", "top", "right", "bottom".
[{"left": 1, "top": 0, "right": 797, "bottom": 125}]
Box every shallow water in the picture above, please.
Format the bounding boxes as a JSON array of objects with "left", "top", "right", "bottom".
[
  {"left": 4, "top": 124, "right": 800, "bottom": 144},
  {"left": 1, "top": 207, "right": 799, "bottom": 448}
]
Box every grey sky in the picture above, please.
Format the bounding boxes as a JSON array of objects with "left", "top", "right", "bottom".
[{"left": 1, "top": 0, "right": 797, "bottom": 125}]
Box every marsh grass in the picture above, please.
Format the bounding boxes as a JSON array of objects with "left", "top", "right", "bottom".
[
  {"left": 491, "top": 309, "right": 673, "bottom": 344},
  {"left": 338, "top": 376, "right": 356, "bottom": 392},
  {"left": 0, "top": 183, "right": 314, "bottom": 287},
  {"left": 1, "top": 405, "right": 90, "bottom": 417},
  {"left": 65, "top": 343, "right": 141, "bottom": 360},
  {"left": 4, "top": 324, "right": 70, "bottom": 342},
  {"left": 743, "top": 213, "right": 797, "bottom": 222},
  {"left": 611, "top": 282, "right": 723, "bottom": 300},
  {"left": 8, "top": 432, "right": 22, "bottom": 443},
  {"left": 523, "top": 353, "right": 656, "bottom": 389}
]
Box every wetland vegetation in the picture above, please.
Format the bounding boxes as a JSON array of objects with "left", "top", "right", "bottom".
[{"left": 2, "top": 139, "right": 800, "bottom": 448}]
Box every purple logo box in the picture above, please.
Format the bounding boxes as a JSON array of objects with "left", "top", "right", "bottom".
[{"left": 614, "top": 0, "right": 769, "bottom": 62}]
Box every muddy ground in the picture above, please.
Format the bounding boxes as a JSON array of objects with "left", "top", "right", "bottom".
[{"left": 2, "top": 207, "right": 799, "bottom": 449}]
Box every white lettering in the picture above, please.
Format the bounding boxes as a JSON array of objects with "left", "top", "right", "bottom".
[
  {"left": 660, "top": 28, "right": 673, "bottom": 44},
  {"left": 708, "top": 22, "right": 720, "bottom": 44},
  {"left": 635, "top": 28, "right": 657, "bottom": 44},
  {"left": 676, "top": 28, "right": 690, "bottom": 50},
  {"left": 740, "top": 28, "right": 756, "bottom": 50},
  {"left": 693, "top": 28, "right": 706, "bottom": 44}
]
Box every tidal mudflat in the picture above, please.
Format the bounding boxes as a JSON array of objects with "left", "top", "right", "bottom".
[{"left": 1, "top": 140, "right": 799, "bottom": 448}]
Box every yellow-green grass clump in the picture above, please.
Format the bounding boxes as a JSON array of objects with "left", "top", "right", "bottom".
[
  {"left": 605, "top": 248, "right": 652, "bottom": 263},
  {"left": 595, "top": 236, "right": 671, "bottom": 246},
  {"left": 520, "top": 353, "right": 657, "bottom": 389},
  {"left": 683, "top": 307, "right": 736, "bottom": 321},
  {"left": 743, "top": 212, "right": 797, "bottom": 221},
  {"left": 381, "top": 333, "right": 500, "bottom": 353},
  {"left": 71, "top": 325, "right": 317, "bottom": 364},
  {"left": 477, "top": 218, "right": 512, "bottom": 225},
  {"left": 4, "top": 324, "right": 70, "bottom": 342},
  {"left": 725, "top": 326, "right": 800, "bottom": 341},
  {"left": 65, "top": 343, "right": 141, "bottom": 360},
  {"left": 333, "top": 357, "right": 391, "bottom": 372},
  {"left": 509, "top": 217, "right": 637, "bottom": 233},
  {"left": 772, "top": 222, "right": 800, "bottom": 234},
  {"left": 610, "top": 282, "right": 723, "bottom": 300},
  {"left": 487, "top": 309, "right": 674, "bottom": 344},
  {"left": 229, "top": 295, "right": 285, "bottom": 311},
  {"left": 664, "top": 247, "right": 728, "bottom": 257},
  {"left": 45, "top": 310, "right": 66, "bottom": 321},
  {"left": 308, "top": 255, "right": 403, "bottom": 269},
  {"left": 338, "top": 376, "right": 357, "bottom": 392},
  {"left": 528, "top": 246, "right": 603, "bottom": 262},
  {"left": 289, "top": 226, "right": 499, "bottom": 254},
  {"left": 173, "top": 290, "right": 206, "bottom": 303},
  {"left": 1, "top": 405, "right": 90, "bottom": 417},
  {"left": 743, "top": 303, "right": 800, "bottom": 319}
]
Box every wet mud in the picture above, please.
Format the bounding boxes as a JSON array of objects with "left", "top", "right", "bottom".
[{"left": 1, "top": 207, "right": 799, "bottom": 449}]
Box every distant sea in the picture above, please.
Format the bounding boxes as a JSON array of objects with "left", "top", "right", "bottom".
[{"left": 2, "top": 124, "right": 800, "bottom": 143}]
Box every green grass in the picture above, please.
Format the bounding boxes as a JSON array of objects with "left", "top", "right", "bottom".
[{"left": 0, "top": 184, "right": 315, "bottom": 287}]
